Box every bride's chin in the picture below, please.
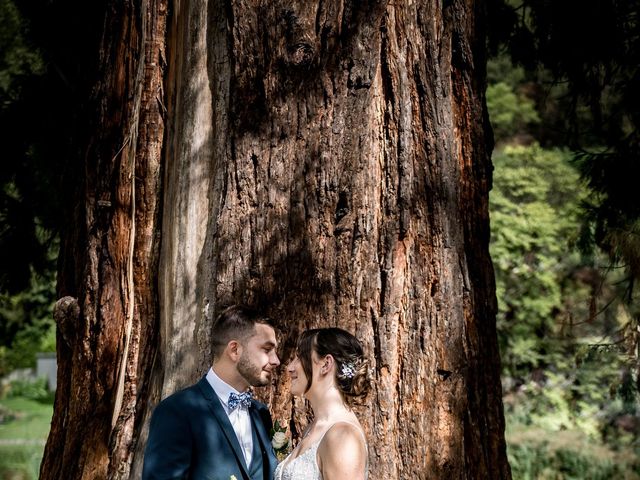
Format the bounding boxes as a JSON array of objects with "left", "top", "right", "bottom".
[{"left": 290, "top": 385, "right": 306, "bottom": 397}]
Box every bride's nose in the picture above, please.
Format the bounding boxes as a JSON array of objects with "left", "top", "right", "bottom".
[{"left": 286, "top": 358, "right": 297, "bottom": 373}]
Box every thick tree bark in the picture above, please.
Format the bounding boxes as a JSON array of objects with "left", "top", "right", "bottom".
[
  {"left": 43, "top": 1, "right": 510, "bottom": 479},
  {"left": 41, "top": 1, "right": 167, "bottom": 479}
]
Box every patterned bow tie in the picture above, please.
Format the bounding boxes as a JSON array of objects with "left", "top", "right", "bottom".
[{"left": 228, "top": 391, "right": 252, "bottom": 410}]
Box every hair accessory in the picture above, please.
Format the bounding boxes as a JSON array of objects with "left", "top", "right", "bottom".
[{"left": 340, "top": 362, "right": 356, "bottom": 379}]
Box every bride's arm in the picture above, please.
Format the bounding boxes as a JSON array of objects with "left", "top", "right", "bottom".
[{"left": 317, "top": 423, "right": 367, "bottom": 480}]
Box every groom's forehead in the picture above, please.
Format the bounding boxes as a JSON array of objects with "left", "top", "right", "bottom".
[{"left": 249, "top": 323, "right": 277, "bottom": 345}]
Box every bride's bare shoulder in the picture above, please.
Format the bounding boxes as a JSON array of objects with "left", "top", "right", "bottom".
[
  {"left": 317, "top": 422, "right": 367, "bottom": 478},
  {"left": 323, "top": 421, "right": 366, "bottom": 443}
]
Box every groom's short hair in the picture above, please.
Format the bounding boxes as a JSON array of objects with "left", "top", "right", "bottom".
[{"left": 211, "top": 305, "right": 273, "bottom": 359}]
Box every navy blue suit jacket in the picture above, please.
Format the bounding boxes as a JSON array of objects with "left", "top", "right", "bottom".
[{"left": 142, "top": 376, "right": 278, "bottom": 480}]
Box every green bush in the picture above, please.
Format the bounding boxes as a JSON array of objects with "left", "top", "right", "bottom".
[
  {"left": 508, "top": 441, "right": 639, "bottom": 480},
  {"left": 5, "top": 378, "right": 52, "bottom": 403},
  {"left": 0, "top": 271, "right": 56, "bottom": 376}
]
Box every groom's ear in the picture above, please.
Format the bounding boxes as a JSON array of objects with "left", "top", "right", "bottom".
[{"left": 226, "top": 340, "right": 242, "bottom": 361}]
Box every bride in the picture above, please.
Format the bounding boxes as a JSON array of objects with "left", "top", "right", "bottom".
[{"left": 275, "top": 327, "right": 371, "bottom": 480}]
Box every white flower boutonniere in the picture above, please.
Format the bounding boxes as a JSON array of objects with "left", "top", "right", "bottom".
[
  {"left": 270, "top": 419, "right": 290, "bottom": 462},
  {"left": 229, "top": 476, "right": 238, "bottom": 480}
]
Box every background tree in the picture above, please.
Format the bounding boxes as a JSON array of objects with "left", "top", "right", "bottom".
[
  {"left": 484, "top": 1, "right": 640, "bottom": 475},
  {"left": 1, "top": 0, "right": 113, "bottom": 375},
  {"left": 488, "top": 0, "right": 640, "bottom": 339},
  {"left": 26, "top": 1, "right": 511, "bottom": 479},
  {"left": 490, "top": 144, "right": 584, "bottom": 377},
  {"left": 0, "top": 0, "right": 58, "bottom": 374}
]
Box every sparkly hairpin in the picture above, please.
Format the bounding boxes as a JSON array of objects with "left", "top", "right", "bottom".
[{"left": 340, "top": 362, "right": 356, "bottom": 379}]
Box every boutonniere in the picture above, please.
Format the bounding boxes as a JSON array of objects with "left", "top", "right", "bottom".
[
  {"left": 229, "top": 476, "right": 238, "bottom": 480},
  {"left": 270, "top": 419, "right": 290, "bottom": 462}
]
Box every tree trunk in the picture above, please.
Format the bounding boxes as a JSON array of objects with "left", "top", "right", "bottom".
[
  {"left": 41, "top": 1, "right": 167, "bottom": 478},
  {"left": 42, "top": 1, "right": 511, "bottom": 479}
]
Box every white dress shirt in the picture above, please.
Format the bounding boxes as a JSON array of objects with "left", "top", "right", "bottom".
[{"left": 206, "top": 368, "right": 253, "bottom": 466}]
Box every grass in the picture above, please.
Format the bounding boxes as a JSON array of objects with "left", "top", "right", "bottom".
[
  {"left": 0, "top": 444, "right": 44, "bottom": 480},
  {"left": 0, "top": 396, "right": 53, "bottom": 480}
]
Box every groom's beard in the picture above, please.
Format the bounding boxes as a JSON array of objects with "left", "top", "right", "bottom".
[{"left": 238, "top": 353, "right": 271, "bottom": 387}]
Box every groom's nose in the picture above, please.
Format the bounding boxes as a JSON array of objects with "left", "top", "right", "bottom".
[{"left": 270, "top": 350, "right": 280, "bottom": 366}]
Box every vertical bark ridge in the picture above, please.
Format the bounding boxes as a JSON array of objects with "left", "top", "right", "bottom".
[
  {"left": 42, "top": 1, "right": 167, "bottom": 479},
  {"left": 109, "top": 2, "right": 167, "bottom": 478}
]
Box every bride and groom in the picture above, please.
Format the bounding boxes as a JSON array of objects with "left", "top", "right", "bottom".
[{"left": 142, "top": 305, "right": 370, "bottom": 480}]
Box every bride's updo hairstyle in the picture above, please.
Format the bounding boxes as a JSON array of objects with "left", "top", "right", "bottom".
[{"left": 297, "top": 327, "right": 371, "bottom": 400}]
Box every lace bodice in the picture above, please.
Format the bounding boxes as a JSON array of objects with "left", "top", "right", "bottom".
[
  {"left": 274, "top": 435, "right": 323, "bottom": 480},
  {"left": 273, "top": 422, "right": 367, "bottom": 480}
]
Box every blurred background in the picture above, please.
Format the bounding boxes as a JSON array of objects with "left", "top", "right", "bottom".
[{"left": 1, "top": 0, "right": 638, "bottom": 478}]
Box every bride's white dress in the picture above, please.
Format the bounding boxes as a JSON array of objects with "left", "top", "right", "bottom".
[
  {"left": 274, "top": 422, "right": 367, "bottom": 480},
  {"left": 274, "top": 433, "right": 324, "bottom": 480}
]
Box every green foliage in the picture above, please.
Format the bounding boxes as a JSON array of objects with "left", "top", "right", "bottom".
[
  {"left": 487, "top": 54, "right": 527, "bottom": 88},
  {"left": 486, "top": 52, "right": 541, "bottom": 144},
  {"left": 487, "top": 81, "right": 540, "bottom": 143},
  {"left": 0, "top": 267, "right": 56, "bottom": 376},
  {"left": 491, "top": 141, "right": 639, "bottom": 475},
  {"left": 0, "top": 8, "right": 66, "bottom": 407},
  {"left": 487, "top": 0, "right": 640, "bottom": 317},
  {"left": 576, "top": 149, "right": 640, "bottom": 281},
  {"left": 487, "top": 38, "right": 640, "bottom": 458},
  {"left": 5, "top": 378, "right": 52, "bottom": 404},
  {"left": 507, "top": 441, "right": 638, "bottom": 480},
  {"left": 491, "top": 144, "right": 584, "bottom": 376},
  {"left": 1, "top": 321, "right": 55, "bottom": 372},
  {"left": 0, "top": 0, "right": 43, "bottom": 105},
  {"left": 0, "top": 0, "right": 64, "bottom": 296},
  {"left": 504, "top": 344, "right": 633, "bottom": 441}
]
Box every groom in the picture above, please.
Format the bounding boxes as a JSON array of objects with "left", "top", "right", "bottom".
[{"left": 142, "top": 305, "right": 280, "bottom": 480}]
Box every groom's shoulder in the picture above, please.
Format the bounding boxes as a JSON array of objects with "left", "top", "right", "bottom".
[{"left": 155, "top": 379, "right": 206, "bottom": 411}]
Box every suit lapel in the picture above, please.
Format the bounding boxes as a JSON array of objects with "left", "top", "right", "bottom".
[
  {"left": 249, "top": 402, "right": 277, "bottom": 476},
  {"left": 196, "top": 377, "right": 250, "bottom": 477},
  {"left": 249, "top": 405, "right": 271, "bottom": 455}
]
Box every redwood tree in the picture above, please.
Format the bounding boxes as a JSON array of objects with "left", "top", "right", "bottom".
[{"left": 41, "top": 1, "right": 511, "bottom": 479}]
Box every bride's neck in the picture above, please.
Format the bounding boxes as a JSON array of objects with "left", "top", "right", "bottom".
[{"left": 306, "top": 384, "right": 348, "bottom": 421}]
